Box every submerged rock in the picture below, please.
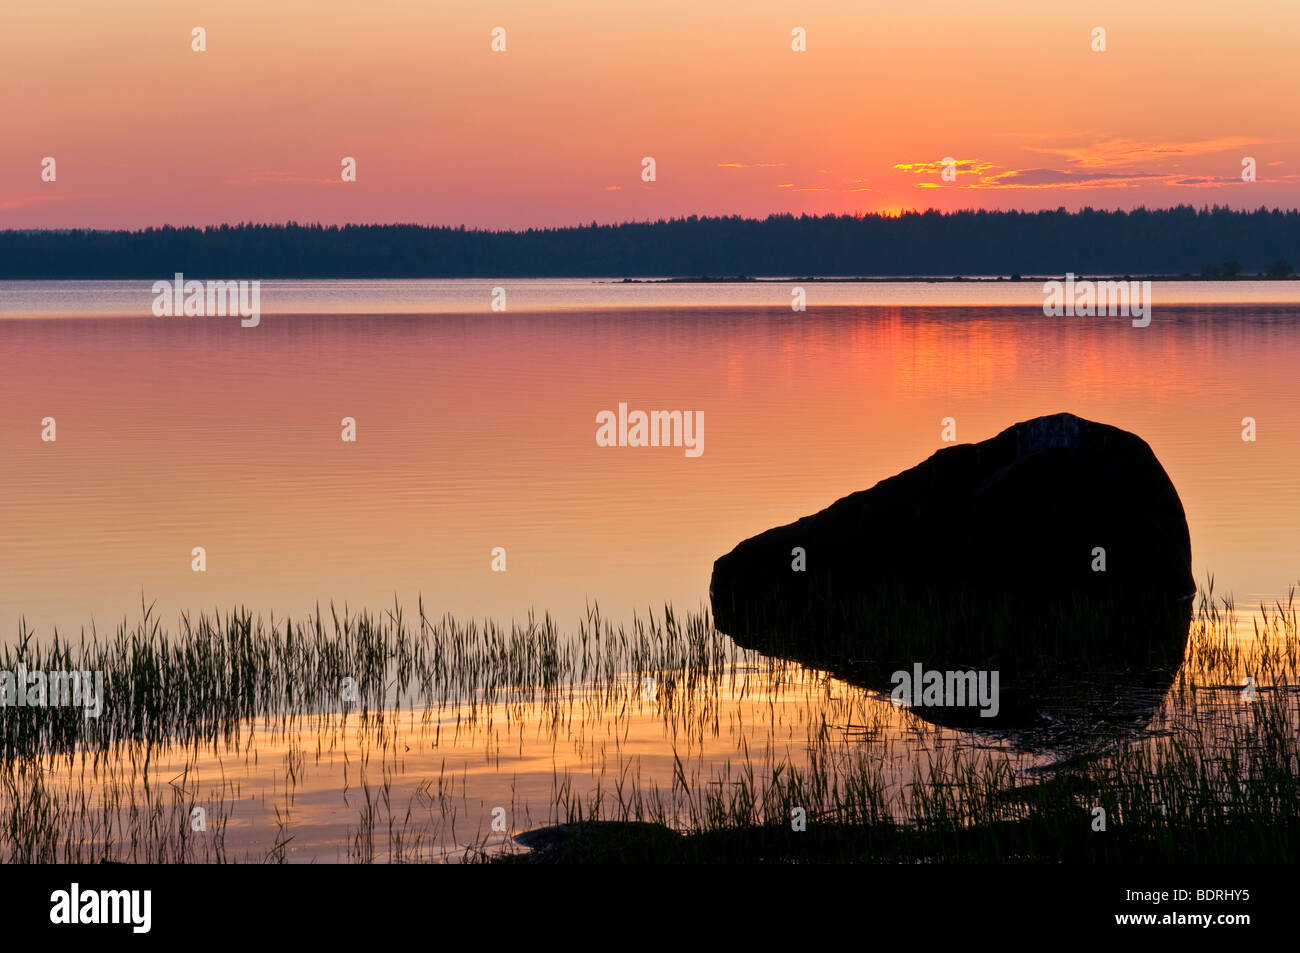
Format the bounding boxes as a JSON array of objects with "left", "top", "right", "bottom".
[
  {"left": 709, "top": 412, "right": 1195, "bottom": 734},
  {"left": 510, "top": 822, "right": 683, "bottom": 863}
]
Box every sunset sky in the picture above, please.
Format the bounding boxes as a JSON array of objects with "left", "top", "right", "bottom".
[{"left": 2, "top": 0, "right": 1298, "bottom": 229}]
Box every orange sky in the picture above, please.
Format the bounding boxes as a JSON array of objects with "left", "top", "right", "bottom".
[{"left": 2, "top": 0, "right": 1297, "bottom": 228}]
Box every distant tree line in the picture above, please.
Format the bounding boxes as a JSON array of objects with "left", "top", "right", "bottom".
[{"left": 1, "top": 206, "right": 1297, "bottom": 279}]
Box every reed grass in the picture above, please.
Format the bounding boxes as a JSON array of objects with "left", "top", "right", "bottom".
[{"left": 1, "top": 580, "right": 1295, "bottom": 863}]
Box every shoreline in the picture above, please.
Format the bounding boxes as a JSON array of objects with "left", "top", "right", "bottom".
[{"left": 613, "top": 274, "right": 1300, "bottom": 284}]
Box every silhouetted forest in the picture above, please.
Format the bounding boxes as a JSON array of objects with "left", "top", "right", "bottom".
[{"left": 2, "top": 206, "right": 1298, "bottom": 278}]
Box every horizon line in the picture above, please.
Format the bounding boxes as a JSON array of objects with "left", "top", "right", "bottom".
[{"left": 6, "top": 203, "right": 1300, "bottom": 236}]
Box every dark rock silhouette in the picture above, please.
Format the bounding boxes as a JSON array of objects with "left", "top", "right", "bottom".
[{"left": 710, "top": 412, "right": 1195, "bottom": 739}]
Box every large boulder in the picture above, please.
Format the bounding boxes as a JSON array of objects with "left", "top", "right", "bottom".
[{"left": 710, "top": 413, "right": 1195, "bottom": 732}]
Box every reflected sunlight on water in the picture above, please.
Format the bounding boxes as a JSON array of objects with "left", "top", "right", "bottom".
[{"left": 2, "top": 282, "right": 1299, "bottom": 634}]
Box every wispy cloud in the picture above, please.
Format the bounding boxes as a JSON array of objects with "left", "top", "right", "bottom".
[
  {"left": 894, "top": 159, "right": 995, "bottom": 177},
  {"left": 1028, "top": 136, "right": 1268, "bottom": 170},
  {"left": 221, "top": 171, "right": 341, "bottom": 186},
  {"left": 0, "top": 192, "right": 91, "bottom": 212},
  {"left": 721, "top": 162, "right": 865, "bottom": 194},
  {"left": 893, "top": 137, "right": 1278, "bottom": 192},
  {"left": 972, "top": 167, "right": 1164, "bottom": 190}
]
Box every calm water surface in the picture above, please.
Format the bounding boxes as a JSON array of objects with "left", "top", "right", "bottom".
[
  {"left": 3, "top": 279, "right": 1298, "bottom": 861},
  {"left": 2, "top": 280, "right": 1299, "bottom": 635}
]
